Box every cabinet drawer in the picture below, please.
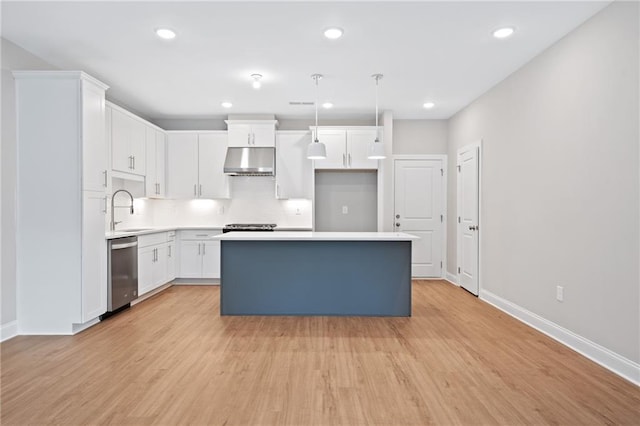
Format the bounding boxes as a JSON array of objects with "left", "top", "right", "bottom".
[
  {"left": 179, "top": 230, "right": 221, "bottom": 240},
  {"left": 138, "top": 232, "right": 168, "bottom": 248}
]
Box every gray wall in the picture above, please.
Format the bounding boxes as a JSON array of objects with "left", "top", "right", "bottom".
[
  {"left": 315, "top": 171, "right": 377, "bottom": 232},
  {"left": 393, "top": 119, "right": 448, "bottom": 155},
  {"left": 1, "top": 38, "right": 57, "bottom": 328},
  {"left": 447, "top": 2, "right": 639, "bottom": 363}
]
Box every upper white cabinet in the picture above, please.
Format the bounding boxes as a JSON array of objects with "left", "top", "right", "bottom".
[
  {"left": 13, "top": 71, "right": 109, "bottom": 333},
  {"left": 145, "top": 126, "right": 166, "bottom": 198},
  {"left": 167, "top": 131, "right": 229, "bottom": 199},
  {"left": 82, "top": 82, "right": 109, "bottom": 192},
  {"left": 313, "top": 127, "right": 380, "bottom": 170},
  {"left": 226, "top": 120, "right": 277, "bottom": 147},
  {"left": 275, "top": 131, "right": 313, "bottom": 199},
  {"left": 109, "top": 104, "right": 146, "bottom": 176}
]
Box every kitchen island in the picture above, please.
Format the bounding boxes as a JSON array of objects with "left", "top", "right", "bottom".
[{"left": 217, "top": 232, "right": 418, "bottom": 316}]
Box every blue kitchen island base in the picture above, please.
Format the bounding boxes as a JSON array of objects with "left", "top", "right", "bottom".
[{"left": 220, "top": 239, "right": 412, "bottom": 316}]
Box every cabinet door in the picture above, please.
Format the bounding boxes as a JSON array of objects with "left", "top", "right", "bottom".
[
  {"left": 227, "top": 124, "right": 252, "bottom": 147},
  {"left": 155, "top": 130, "right": 166, "bottom": 198},
  {"left": 198, "top": 133, "right": 229, "bottom": 199},
  {"left": 167, "top": 133, "right": 199, "bottom": 198},
  {"left": 81, "top": 191, "right": 107, "bottom": 322},
  {"left": 152, "top": 245, "right": 168, "bottom": 290},
  {"left": 166, "top": 242, "right": 176, "bottom": 282},
  {"left": 129, "top": 119, "right": 146, "bottom": 175},
  {"left": 347, "top": 129, "right": 379, "bottom": 169},
  {"left": 201, "top": 241, "right": 220, "bottom": 279},
  {"left": 111, "top": 108, "right": 132, "bottom": 173},
  {"left": 251, "top": 123, "right": 275, "bottom": 147},
  {"left": 178, "top": 241, "right": 202, "bottom": 278},
  {"left": 313, "top": 130, "right": 346, "bottom": 169},
  {"left": 138, "top": 246, "right": 155, "bottom": 296},
  {"left": 276, "top": 132, "right": 313, "bottom": 199},
  {"left": 145, "top": 126, "right": 157, "bottom": 197},
  {"left": 82, "top": 82, "right": 108, "bottom": 192}
]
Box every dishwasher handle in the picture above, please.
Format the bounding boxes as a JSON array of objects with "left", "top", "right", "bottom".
[{"left": 111, "top": 241, "right": 138, "bottom": 250}]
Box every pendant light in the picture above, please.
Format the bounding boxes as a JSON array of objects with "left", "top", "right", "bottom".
[
  {"left": 367, "top": 73, "right": 386, "bottom": 159},
  {"left": 307, "top": 74, "right": 327, "bottom": 160}
]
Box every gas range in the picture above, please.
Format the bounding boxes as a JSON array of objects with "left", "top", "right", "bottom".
[{"left": 222, "top": 223, "right": 277, "bottom": 233}]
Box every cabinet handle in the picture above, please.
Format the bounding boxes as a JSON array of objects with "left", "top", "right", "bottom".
[
  {"left": 342, "top": 154, "right": 346, "bottom": 167},
  {"left": 195, "top": 234, "right": 209, "bottom": 237},
  {"left": 252, "top": 133, "right": 256, "bottom": 145},
  {"left": 198, "top": 243, "right": 201, "bottom": 255},
  {"left": 202, "top": 243, "right": 206, "bottom": 255},
  {"left": 103, "top": 196, "right": 107, "bottom": 214},
  {"left": 276, "top": 184, "right": 279, "bottom": 197},
  {"left": 247, "top": 133, "right": 251, "bottom": 145},
  {"left": 133, "top": 156, "right": 136, "bottom": 170},
  {"left": 168, "top": 245, "right": 171, "bottom": 257},
  {"left": 103, "top": 170, "right": 108, "bottom": 187},
  {"left": 194, "top": 184, "right": 197, "bottom": 196},
  {"left": 199, "top": 184, "right": 202, "bottom": 196},
  {"left": 128, "top": 156, "right": 133, "bottom": 169},
  {"left": 348, "top": 153, "right": 352, "bottom": 166}
]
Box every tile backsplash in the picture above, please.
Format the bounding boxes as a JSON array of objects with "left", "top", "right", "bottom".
[{"left": 112, "top": 177, "right": 312, "bottom": 230}]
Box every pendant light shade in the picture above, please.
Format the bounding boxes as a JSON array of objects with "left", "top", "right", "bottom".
[
  {"left": 368, "top": 73, "right": 386, "bottom": 160},
  {"left": 307, "top": 74, "right": 327, "bottom": 160}
]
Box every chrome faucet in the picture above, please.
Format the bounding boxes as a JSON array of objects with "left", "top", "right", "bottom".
[{"left": 110, "top": 189, "right": 135, "bottom": 231}]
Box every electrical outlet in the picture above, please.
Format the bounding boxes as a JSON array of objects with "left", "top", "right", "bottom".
[
  {"left": 556, "top": 285, "right": 564, "bottom": 302},
  {"left": 295, "top": 207, "right": 301, "bottom": 215},
  {"left": 342, "top": 206, "right": 348, "bottom": 214}
]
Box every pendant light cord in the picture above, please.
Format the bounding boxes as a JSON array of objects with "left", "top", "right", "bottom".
[{"left": 315, "top": 75, "right": 319, "bottom": 143}]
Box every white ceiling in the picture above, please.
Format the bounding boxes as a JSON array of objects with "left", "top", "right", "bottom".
[{"left": 2, "top": 1, "right": 609, "bottom": 121}]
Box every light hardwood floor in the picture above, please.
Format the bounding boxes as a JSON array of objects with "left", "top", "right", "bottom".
[{"left": 1, "top": 281, "right": 639, "bottom": 425}]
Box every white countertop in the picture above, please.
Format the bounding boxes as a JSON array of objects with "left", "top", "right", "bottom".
[
  {"left": 105, "top": 226, "right": 222, "bottom": 239},
  {"left": 105, "top": 226, "right": 313, "bottom": 239},
  {"left": 216, "top": 232, "right": 419, "bottom": 241}
]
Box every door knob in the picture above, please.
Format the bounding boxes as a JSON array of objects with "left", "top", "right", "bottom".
[
  {"left": 396, "top": 222, "right": 401, "bottom": 227},
  {"left": 469, "top": 225, "right": 477, "bottom": 231},
  {"left": 396, "top": 214, "right": 400, "bottom": 219}
]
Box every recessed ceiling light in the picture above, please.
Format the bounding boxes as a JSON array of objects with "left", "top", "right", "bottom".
[
  {"left": 322, "top": 102, "right": 333, "bottom": 109},
  {"left": 324, "top": 27, "right": 344, "bottom": 40},
  {"left": 251, "top": 73, "right": 263, "bottom": 89},
  {"left": 423, "top": 102, "right": 435, "bottom": 109},
  {"left": 155, "top": 28, "right": 176, "bottom": 40},
  {"left": 221, "top": 102, "right": 233, "bottom": 108},
  {"left": 492, "top": 27, "right": 515, "bottom": 39}
]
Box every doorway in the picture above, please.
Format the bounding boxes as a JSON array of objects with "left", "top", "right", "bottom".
[
  {"left": 457, "top": 141, "right": 481, "bottom": 295},
  {"left": 393, "top": 156, "right": 446, "bottom": 277}
]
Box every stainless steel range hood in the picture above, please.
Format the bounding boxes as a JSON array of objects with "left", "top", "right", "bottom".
[{"left": 223, "top": 147, "right": 275, "bottom": 176}]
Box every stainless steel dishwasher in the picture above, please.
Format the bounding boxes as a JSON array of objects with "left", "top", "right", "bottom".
[{"left": 106, "top": 236, "right": 139, "bottom": 315}]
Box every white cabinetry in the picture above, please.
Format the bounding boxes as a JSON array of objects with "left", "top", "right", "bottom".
[
  {"left": 167, "top": 232, "right": 176, "bottom": 282},
  {"left": 14, "top": 71, "right": 109, "bottom": 334},
  {"left": 226, "top": 120, "right": 277, "bottom": 147},
  {"left": 145, "top": 126, "right": 166, "bottom": 198},
  {"left": 313, "top": 127, "right": 379, "bottom": 170},
  {"left": 178, "top": 230, "right": 221, "bottom": 279},
  {"left": 167, "top": 132, "right": 229, "bottom": 199},
  {"left": 275, "top": 131, "right": 313, "bottom": 199},
  {"left": 109, "top": 104, "right": 146, "bottom": 176},
  {"left": 138, "top": 232, "right": 173, "bottom": 296}
]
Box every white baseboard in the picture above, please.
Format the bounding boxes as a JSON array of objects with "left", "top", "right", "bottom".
[
  {"left": 445, "top": 272, "right": 458, "bottom": 286},
  {"left": 1, "top": 321, "right": 18, "bottom": 342},
  {"left": 480, "top": 289, "right": 640, "bottom": 386},
  {"left": 172, "top": 278, "right": 219, "bottom": 285}
]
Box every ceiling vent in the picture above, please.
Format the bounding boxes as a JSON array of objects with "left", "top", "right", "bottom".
[{"left": 289, "top": 101, "right": 314, "bottom": 106}]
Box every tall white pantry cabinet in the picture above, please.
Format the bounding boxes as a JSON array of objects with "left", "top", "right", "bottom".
[{"left": 14, "top": 71, "right": 109, "bottom": 334}]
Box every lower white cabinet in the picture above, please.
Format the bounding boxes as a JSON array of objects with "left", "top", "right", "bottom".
[
  {"left": 178, "top": 230, "right": 221, "bottom": 279},
  {"left": 138, "top": 232, "right": 174, "bottom": 296}
]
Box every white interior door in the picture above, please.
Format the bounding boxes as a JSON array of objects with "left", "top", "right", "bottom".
[
  {"left": 394, "top": 159, "right": 443, "bottom": 277},
  {"left": 457, "top": 145, "right": 479, "bottom": 295}
]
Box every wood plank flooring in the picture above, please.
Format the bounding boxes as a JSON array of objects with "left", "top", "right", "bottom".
[{"left": 1, "top": 281, "right": 639, "bottom": 425}]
